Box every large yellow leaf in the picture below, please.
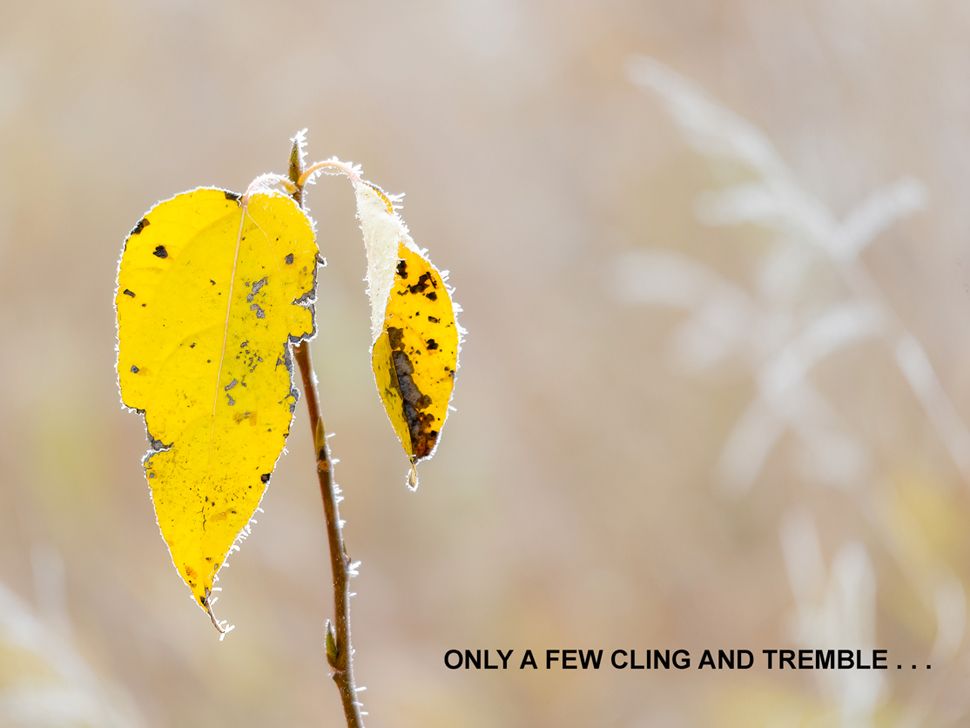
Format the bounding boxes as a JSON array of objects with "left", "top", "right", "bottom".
[
  {"left": 354, "top": 182, "right": 460, "bottom": 486},
  {"left": 116, "top": 187, "right": 317, "bottom": 622}
]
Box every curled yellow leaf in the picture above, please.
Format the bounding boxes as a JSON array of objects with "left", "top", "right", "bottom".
[{"left": 354, "top": 182, "right": 461, "bottom": 486}]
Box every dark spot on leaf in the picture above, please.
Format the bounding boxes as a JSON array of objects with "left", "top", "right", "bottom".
[
  {"left": 153, "top": 245, "right": 168, "bottom": 259},
  {"left": 224, "top": 379, "right": 237, "bottom": 391},
  {"left": 122, "top": 288, "right": 136, "bottom": 298},
  {"left": 428, "top": 315, "right": 439, "bottom": 323},
  {"left": 389, "top": 348, "right": 437, "bottom": 458},
  {"left": 407, "top": 272, "right": 433, "bottom": 295},
  {"left": 387, "top": 326, "right": 405, "bottom": 350},
  {"left": 130, "top": 365, "right": 140, "bottom": 373},
  {"left": 426, "top": 338, "right": 439, "bottom": 350},
  {"left": 250, "top": 303, "right": 265, "bottom": 319},
  {"left": 130, "top": 218, "right": 149, "bottom": 235},
  {"left": 190, "top": 342, "right": 196, "bottom": 348},
  {"left": 225, "top": 190, "right": 241, "bottom": 202},
  {"left": 396, "top": 259, "right": 408, "bottom": 279},
  {"left": 260, "top": 473, "right": 271, "bottom": 483},
  {"left": 426, "top": 291, "right": 437, "bottom": 301},
  {"left": 247, "top": 277, "right": 268, "bottom": 302},
  {"left": 285, "top": 253, "right": 294, "bottom": 265},
  {"left": 210, "top": 279, "right": 216, "bottom": 285}
]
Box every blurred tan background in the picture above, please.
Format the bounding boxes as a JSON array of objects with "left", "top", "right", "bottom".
[{"left": 3, "top": 1, "right": 970, "bottom": 725}]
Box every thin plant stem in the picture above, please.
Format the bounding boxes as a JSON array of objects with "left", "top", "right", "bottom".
[
  {"left": 288, "top": 136, "right": 365, "bottom": 728},
  {"left": 298, "top": 159, "right": 362, "bottom": 189}
]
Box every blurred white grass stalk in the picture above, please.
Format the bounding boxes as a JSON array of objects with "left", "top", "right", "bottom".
[
  {"left": 724, "top": 303, "right": 883, "bottom": 492},
  {"left": 782, "top": 506, "right": 967, "bottom": 725},
  {"left": 781, "top": 510, "right": 884, "bottom": 724},
  {"left": 0, "top": 581, "right": 145, "bottom": 727},
  {"left": 624, "top": 55, "right": 970, "bottom": 489},
  {"left": 624, "top": 58, "right": 969, "bottom": 724},
  {"left": 614, "top": 248, "right": 879, "bottom": 489}
]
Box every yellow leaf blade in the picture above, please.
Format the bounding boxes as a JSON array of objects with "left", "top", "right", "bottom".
[
  {"left": 116, "top": 187, "right": 317, "bottom": 614},
  {"left": 355, "top": 182, "right": 460, "bottom": 474},
  {"left": 371, "top": 241, "right": 459, "bottom": 462}
]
